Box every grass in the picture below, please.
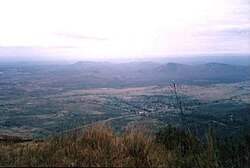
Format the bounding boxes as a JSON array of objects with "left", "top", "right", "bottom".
[
  {"left": 0, "top": 123, "right": 249, "bottom": 167},
  {"left": 0, "top": 123, "right": 167, "bottom": 167}
]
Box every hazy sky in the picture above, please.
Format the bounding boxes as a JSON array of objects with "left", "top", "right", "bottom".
[{"left": 0, "top": 0, "right": 249, "bottom": 61}]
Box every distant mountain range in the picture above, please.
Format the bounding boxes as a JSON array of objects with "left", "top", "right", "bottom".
[
  {"left": 1, "top": 61, "right": 249, "bottom": 88},
  {"left": 64, "top": 61, "right": 249, "bottom": 86},
  {"left": 155, "top": 62, "right": 249, "bottom": 82}
]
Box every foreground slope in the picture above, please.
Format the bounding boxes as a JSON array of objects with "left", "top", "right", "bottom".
[{"left": 0, "top": 124, "right": 249, "bottom": 167}]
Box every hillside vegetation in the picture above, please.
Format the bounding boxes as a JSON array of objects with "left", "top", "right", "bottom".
[{"left": 0, "top": 123, "right": 249, "bottom": 167}]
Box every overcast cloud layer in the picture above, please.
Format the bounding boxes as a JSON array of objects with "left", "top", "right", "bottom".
[{"left": 0, "top": 0, "right": 249, "bottom": 61}]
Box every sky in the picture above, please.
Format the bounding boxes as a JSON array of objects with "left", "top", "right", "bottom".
[{"left": 0, "top": 0, "right": 249, "bottom": 61}]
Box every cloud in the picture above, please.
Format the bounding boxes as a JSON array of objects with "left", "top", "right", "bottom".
[
  {"left": 221, "top": 28, "right": 250, "bottom": 37},
  {"left": 56, "top": 33, "right": 107, "bottom": 41},
  {"left": 47, "top": 46, "right": 78, "bottom": 49},
  {"left": 197, "top": 24, "right": 250, "bottom": 38}
]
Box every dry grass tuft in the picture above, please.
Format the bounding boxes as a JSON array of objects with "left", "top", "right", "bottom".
[
  {"left": 0, "top": 123, "right": 169, "bottom": 167},
  {"left": 0, "top": 123, "right": 249, "bottom": 167}
]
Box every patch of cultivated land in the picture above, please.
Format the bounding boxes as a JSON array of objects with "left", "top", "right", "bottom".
[{"left": 181, "top": 81, "right": 250, "bottom": 102}]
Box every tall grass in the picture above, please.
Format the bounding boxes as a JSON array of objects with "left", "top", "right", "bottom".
[
  {"left": 0, "top": 123, "right": 168, "bottom": 167},
  {"left": 1, "top": 123, "right": 249, "bottom": 167}
]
